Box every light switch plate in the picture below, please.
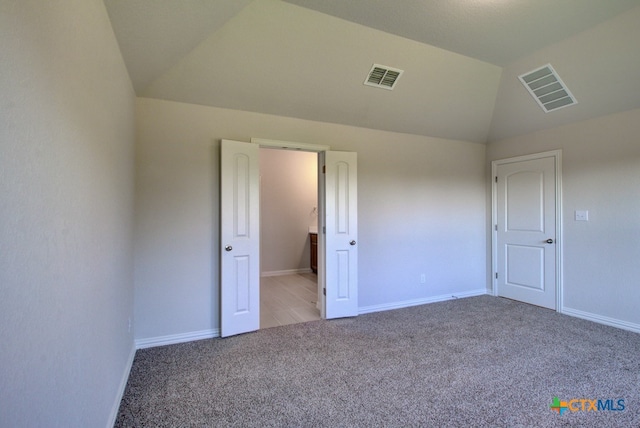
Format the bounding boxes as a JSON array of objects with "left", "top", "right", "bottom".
[{"left": 575, "top": 210, "right": 589, "bottom": 221}]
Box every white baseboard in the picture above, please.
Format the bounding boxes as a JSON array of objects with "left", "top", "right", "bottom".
[
  {"left": 107, "top": 342, "right": 136, "bottom": 428},
  {"left": 135, "top": 328, "right": 220, "bottom": 350},
  {"left": 358, "top": 289, "right": 487, "bottom": 315},
  {"left": 261, "top": 268, "right": 312, "bottom": 277},
  {"left": 561, "top": 307, "right": 640, "bottom": 334}
]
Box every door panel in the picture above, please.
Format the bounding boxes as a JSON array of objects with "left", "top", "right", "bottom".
[
  {"left": 322, "top": 151, "right": 358, "bottom": 319},
  {"left": 233, "top": 256, "right": 250, "bottom": 311},
  {"left": 496, "top": 155, "right": 556, "bottom": 309},
  {"left": 221, "top": 140, "right": 260, "bottom": 337},
  {"left": 506, "top": 171, "right": 544, "bottom": 232},
  {"left": 336, "top": 250, "right": 350, "bottom": 299},
  {"left": 506, "top": 245, "right": 543, "bottom": 290}
]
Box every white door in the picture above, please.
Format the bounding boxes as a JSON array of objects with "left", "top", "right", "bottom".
[
  {"left": 220, "top": 140, "right": 260, "bottom": 337},
  {"left": 320, "top": 151, "right": 358, "bottom": 319},
  {"left": 495, "top": 154, "right": 558, "bottom": 309}
]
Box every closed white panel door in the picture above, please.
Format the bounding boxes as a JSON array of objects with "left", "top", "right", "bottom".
[
  {"left": 221, "top": 140, "right": 260, "bottom": 337},
  {"left": 496, "top": 156, "right": 556, "bottom": 309},
  {"left": 322, "top": 151, "right": 358, "bottom": 319}
]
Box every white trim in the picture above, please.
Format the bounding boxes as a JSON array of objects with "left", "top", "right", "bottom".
[
  {"left": 562, "top": 307, "right": 640, "bottom": 334},
  {"left": 251, "top": 138, "right": 330, "bottom": 152},
  {"left": 106, "top": 343, "right": 136, "bottom": 428},
  {"left": 261, "top": 268, "right": 312, "bottom": 277},
  {"left": 135, "top": 329, "right": 219, "bottom": 350},
  {"left": 491, "top": 150, "right": 563, "bottom": 312},
  {"left": 358, "top": 289, "right": 487, "bottom": 315}
]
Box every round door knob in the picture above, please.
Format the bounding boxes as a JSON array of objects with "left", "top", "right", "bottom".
[
  {"left": 225, "top": 245, "right": 233, "bottom": 251},
  {"left": 545, "top": 239, "right": 554, "bottom": 244},
  {"left": 349, "top": 240, "right": 356, "bottom": 246}
]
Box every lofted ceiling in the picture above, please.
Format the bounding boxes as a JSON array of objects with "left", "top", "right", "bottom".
[
  {"left": 104, "top": 0, "right": 640, "bottom": 143},
  {"left": 283, "top": 0, "right": 639, "bottom": 66}
]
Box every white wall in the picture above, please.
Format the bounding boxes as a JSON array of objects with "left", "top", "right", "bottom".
[
  {"left": 0, "top": 1, "right": 135, "bottom": 427},
  {"left": 260, "top": 149, "right": 317, "bottom": 274},
  {"left": 134, "top": 97, "right": 487, "bottom": 342},
  {"left": 487, "top": 108, "right": 640, "bottom": 329}
]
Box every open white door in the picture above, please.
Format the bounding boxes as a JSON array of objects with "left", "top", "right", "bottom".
[
  {"left": 320, "top": 151, "right": 358, "bottom": 319},
  {"left": 220, "top": 140, "right": 260, "bottom": 337}
]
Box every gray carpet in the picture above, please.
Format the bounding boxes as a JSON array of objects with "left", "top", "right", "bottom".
[{"left": 115, "top": 296, "right": 640, "bottom": 427}]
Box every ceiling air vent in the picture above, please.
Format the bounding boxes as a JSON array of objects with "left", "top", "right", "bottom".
[
  {"left": 364, "top": 64, "right": 403, "bottom": 90},
  {"left": 519, "top": 64, "right": 577, "bottom": 113}
]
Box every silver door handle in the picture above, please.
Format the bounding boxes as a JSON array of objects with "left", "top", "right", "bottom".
[
  {"left": 545, "top": 239, "right": 554, "bottom": 244},
  {"left": 225, "top": 245, "right": 233, "bottom": 251},
  {"left": 350, "top": 240, "right": 356, "bottom": 246}
]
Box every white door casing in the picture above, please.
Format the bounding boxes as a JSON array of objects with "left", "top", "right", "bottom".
[
  {"left": 252, "top": 138, "right": 331, "bottom": 314},
  {"left": 320, "top": 151, "right": 358, "bottom": 319},
  {"left": 492, "top": 151, "right": 561, "bottom": 310},
  {"left": 220, "top": 140, "right": 260, "bottom": 337}
]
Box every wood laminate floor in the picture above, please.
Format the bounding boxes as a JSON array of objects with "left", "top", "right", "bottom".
[{"left": 260, "top": 273, "right": 321, "bottom": 329}]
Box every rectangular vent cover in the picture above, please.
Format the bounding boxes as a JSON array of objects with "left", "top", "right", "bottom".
[
  {"left": 364, "top": 64, "right": 403, "bottom": 90},
  {"left": 519, "top": 64, "right": 577, "bottom": 112}
]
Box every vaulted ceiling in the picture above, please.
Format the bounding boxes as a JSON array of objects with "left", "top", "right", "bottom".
[{"left": 104, "top": 0, "right": 640, "bottom": 143}]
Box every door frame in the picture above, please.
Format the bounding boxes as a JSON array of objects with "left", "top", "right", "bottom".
[
  {"left": 250, "top": 138, "right": 330, "bottom": 319},
  {"left": 490, "top": 150, "right": 564, "bottom": 312}
]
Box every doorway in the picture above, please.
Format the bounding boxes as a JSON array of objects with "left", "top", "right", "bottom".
[
  {"left": 491, "top": 150, "right": 562, "bottom": 310},
  {"left": 220, "top": 139, "right": 358, "bottom": 337},
  {"left": 259, "top": 148, "right": 320, "bottom": 328}
]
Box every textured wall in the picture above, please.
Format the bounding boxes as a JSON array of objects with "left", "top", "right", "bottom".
[
  {"left": 487, "top": 108, "right": 640, "bottom": 328},
  {"left": 0, "top": 0, "right": 136, "bottom": 426},
  {"left": 134, "top": 97, "right": 486, "bottom": 342}
]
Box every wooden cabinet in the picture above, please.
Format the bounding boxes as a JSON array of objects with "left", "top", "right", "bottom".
[{"left": 310, "top": 233, "right": 317, "bottom": 273}]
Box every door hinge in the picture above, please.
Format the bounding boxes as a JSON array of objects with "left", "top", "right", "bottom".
[
  {"left": 495, "top": 224, "right": 498, "bottom": 231},
  {"left": 495, "top": 272, "right": 498, "bottom": 279},
  {"left": 495, "top": 176, "right": 498, "bottom": 183},
  {"left": 322, "top": 165, "right": 326, "bottom": 174},
  {"left": 323, "top": 288, "right": 326, "bottom": 296}
]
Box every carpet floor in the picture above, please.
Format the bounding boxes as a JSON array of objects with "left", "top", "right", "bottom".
[{"left": 116, "top": 296, "right": 640, "bottom": 427}]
